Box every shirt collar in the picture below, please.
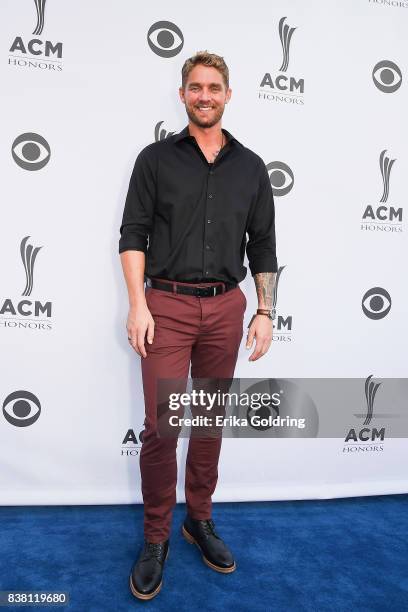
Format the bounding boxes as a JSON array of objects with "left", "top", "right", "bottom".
[{"left": 173, "top": 124, "right": 241, "bottom": 147}]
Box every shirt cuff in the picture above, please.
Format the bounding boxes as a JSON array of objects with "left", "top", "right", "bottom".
[
  {"left": 249, "top": 255, "right": 278, "bottom": 275},
  {"left": 118, "top": 232, "right": 148, "bottom": 254}
]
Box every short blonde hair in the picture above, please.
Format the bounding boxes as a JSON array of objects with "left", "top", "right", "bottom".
[{"left": 181, "top": 50, "right": 229, "bottom": 91}]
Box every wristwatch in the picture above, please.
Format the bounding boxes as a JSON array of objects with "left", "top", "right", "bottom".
[{"left": 247, "top": 308, "right": 276, "bottom": 328}]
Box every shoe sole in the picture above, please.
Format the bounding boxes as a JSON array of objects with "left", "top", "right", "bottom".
[
  {"left": 129, "top": 546, "right": 169, "bottom": 600},
  {"left": 182, "top": 525, "right": 236, "bottom": 573}
]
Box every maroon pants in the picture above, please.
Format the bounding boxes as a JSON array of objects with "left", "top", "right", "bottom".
[{"left": 139, "top": 279, "right": 247, "bottom": 543}]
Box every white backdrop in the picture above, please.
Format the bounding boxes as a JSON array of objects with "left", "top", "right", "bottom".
[{"left": 1, "top": 0, "right": 407, "bottom": 505}]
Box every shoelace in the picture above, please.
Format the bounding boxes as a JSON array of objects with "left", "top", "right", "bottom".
[{"left": 199, "top": 519, "right": 219, "bottom": 539}]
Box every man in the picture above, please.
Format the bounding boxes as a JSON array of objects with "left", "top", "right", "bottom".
[{"left": 119, "top": 50, "right": 277, "bottom": 600}]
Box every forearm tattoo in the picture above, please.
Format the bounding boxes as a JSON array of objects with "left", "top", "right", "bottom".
[{"left": 254, "top": 272, "right": 276, "bottom": 309}]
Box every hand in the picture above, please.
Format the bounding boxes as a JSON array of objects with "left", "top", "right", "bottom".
[
  {"left": 246, "top": 315, "right": 273, "bottom": 361},
  {"left": 126, "top": 304, "right": 155, "bottom": 358}
]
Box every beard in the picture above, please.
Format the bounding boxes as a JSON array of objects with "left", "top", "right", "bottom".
[{"left": 185, "top": 102, "right": 225, "bottom": 129}]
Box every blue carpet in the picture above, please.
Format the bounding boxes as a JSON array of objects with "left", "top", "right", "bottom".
[{"left": 1, "top": 495, "right": 408, "bottom": 611}]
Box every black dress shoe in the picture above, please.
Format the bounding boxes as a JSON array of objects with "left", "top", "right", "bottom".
[
  {"left": 182, "top": 515, "right": 236, "bottom": 573},
  {"left": 129, "top": 539, "right": 169, "bottom": 600}
]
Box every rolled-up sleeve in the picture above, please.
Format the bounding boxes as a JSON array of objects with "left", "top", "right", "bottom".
[
  {"left": 246, "top": 161, "right": 278, "bottom": 275},
  {"left": 118, "top": 148, "right": 156, "bottom": 254}
]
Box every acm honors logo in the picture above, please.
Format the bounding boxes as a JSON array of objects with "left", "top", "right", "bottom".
[
  {"left": 121, "top": 428, "right": 144, "bottom": 457},
  {"left": 8, "top": 0, "right": 63, "bottom": 71},
  {"left": 343, "top": 375, "right": 387, "bottom": 453},
  {"left": 361, "top": 150, "right": 402, "bottom": 232},
  {"left": 259, "top": 16, "right": 304, "bottom": 105},
  {"left": 0, "top": 236, "right": 53, "bottom": 331},
  {"left": 272, "top": 265, "right": 293, "bottom": 342}
]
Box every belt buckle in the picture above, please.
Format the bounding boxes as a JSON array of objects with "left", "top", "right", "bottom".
[
  {"left": 205, "top": 286, "right": 217, "bottom": 297},
  {"left": 194, "top": 285, "right": 216, "bottom": 297},
  {"left": 203, "top": 286, "right": 217, "bottom": 297}
]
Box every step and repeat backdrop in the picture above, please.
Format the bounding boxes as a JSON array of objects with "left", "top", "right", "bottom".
[{"left": 1, "top": 0, "right": 407, "bottom": 504}]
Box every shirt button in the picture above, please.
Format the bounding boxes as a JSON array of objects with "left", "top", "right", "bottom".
[
  {"left": 209, "top": 170, "right": 214, "bottom": 175},
  {"left": 205, "top": 244, "right": 210, "bottom": 250},
  {"left": 205, "top": 270, "right": 209, "bottom": 275}
]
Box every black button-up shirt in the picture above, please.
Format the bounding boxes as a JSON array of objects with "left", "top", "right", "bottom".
[{"left": 119, "top": 124, "right": 277, "bottom": 284}]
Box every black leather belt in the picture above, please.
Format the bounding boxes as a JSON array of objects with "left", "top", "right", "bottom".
[{"left": 146, "top": 276, "right": 237, "bottom": 297}]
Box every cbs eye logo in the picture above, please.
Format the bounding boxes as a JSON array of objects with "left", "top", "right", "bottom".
[
  {"left": 147, "top": 21, "right": 184, "bottom": 57},
  {"left": 266, "top": 161, "right": 294, "bottom": 197},
  {"left": 372, "top": 60, "right": 402, "bottom": 93},
  {"left": 362, "top": 287, "right": 392, "bottom": 320},
  {"left": 2, "top": 390, "right": 41, "bottom": 427},
  {"left": 12, "top": 133, "right": 51, "bottom": 171}
]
